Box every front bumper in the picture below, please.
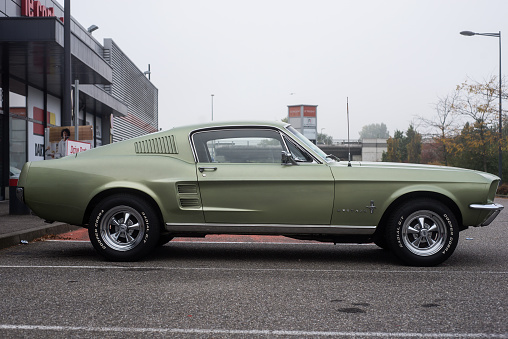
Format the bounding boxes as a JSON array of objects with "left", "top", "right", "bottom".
[{"left": 469, "top": 203, "right": 504, "bottom": 226}]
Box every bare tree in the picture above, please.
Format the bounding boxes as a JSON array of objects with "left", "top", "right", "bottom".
[{"left": 419, "top": 90, "right": 460, "bottom": 165}]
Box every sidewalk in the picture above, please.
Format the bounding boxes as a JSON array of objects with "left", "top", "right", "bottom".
[{"left": 0, "top": 200, "right": 80, "bottom": 250}]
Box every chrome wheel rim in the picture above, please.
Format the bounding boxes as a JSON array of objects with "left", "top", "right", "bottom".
[
  {"left": 402, "top": 210, "right": 448, "bottom": 257},
  {"left": 100, "top": 206, "right": 145, "bottom": 251}
]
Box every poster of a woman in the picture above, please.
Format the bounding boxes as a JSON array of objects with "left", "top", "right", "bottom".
[{"left": 44, "top": 126, "right": 94, "bottom": 160}]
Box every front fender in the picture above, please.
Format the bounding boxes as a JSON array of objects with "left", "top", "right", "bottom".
[{"left": 384, "top": 183, "right": 484, "bottom": 226}]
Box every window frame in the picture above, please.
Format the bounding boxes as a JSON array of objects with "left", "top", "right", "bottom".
[{"left": 190, "top": 126, "right": 321, "bottom": 164}]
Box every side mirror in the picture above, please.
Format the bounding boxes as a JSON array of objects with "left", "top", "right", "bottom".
[{"left": 281, "top": 151, "right": 298, "bottom": 166}]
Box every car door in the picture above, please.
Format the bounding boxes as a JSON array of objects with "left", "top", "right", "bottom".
[{"left": 192, "top": 127, "right": 334, "bottom": 225}]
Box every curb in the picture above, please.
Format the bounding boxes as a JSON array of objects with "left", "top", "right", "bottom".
[{"left": 0, "top": 223, "right": 81, "bottom": 250}]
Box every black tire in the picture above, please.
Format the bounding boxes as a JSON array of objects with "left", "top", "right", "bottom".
[
  {"left": 386, "top": 199, "right": 459, "bottom": 267},
  {"left": 157, "top": 234, "right": 174, "bottom": 247},
  {"left": 373, "top": 229, "right": 389, "bottom": 250},
  {"left": 88, "top": 194, "right": 161, "bottom": 261}
]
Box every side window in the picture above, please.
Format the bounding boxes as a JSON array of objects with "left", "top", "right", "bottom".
[
  {"left": 284, "top": 136, "right": 314, "bottom": 163},
  {"left": 193, "top": 129, "right": 284, "bottom": 163}
]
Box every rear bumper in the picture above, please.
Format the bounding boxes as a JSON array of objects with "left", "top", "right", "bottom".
[{"left": 469, "top": 203, "right": 504, "bottom": 226}]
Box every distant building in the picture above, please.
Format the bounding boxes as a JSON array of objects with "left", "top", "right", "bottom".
[
  {"left": 317, "top": 138, "right": 387, "bottom": 162},
  {"left": 361, "top": 138, "right": 388, "bottom": 162}
]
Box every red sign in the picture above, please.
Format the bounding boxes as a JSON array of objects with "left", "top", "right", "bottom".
[
  {"left": 33, "top": 107, "right": 45, "bottom": 136},
  {"left": 288, "top": 106, "right": 301, "bottom": 117},
  {"left": 22, "top": 0, "right": 55, "bottom": 18},
  {"left": 303, "top": 106, "right": 316, "bottom": 117}
]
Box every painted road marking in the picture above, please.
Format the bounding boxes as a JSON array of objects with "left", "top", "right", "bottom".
[
  {"left": 0, "top": 325, "right": 506, "bottom": 338},
  {"left": 0, "top": 265, "right": 507, "bottom": 275}
]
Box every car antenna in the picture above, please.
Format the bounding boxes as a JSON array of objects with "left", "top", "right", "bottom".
[{"left": 347, "top": 97, "right": 352, "bottom": 167}]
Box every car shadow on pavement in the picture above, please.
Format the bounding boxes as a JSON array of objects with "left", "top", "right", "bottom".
[{"left": 150, "top": 242, "right": 397, "bottom": 266}]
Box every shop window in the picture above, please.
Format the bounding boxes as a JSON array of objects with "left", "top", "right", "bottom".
[{"left": 9, "top": 90, "right": 27, "bottom": 177}]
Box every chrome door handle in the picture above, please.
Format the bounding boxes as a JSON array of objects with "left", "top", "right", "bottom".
[{"left": 198, "top": 167, "right": 218, "bottom": 173}]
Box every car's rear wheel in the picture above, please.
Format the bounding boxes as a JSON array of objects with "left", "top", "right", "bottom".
[
  {"left": 88, "top": 194, "right": 160, "bottom": 261},
  {"left": 386, "top": 199, "right": 459, "bottom": 266}
]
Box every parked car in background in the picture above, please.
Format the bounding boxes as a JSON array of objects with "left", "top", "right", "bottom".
[
  {"left": 10, "top": 166, "right": 21, "bottom": 179},
  {"left": 17, "top": 121, "right": 503, "bottom": 266}
]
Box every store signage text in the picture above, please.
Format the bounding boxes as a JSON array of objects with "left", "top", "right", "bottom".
[
  {"left": 66, "top": 140, "right": 91, "bottom": 156},
  {"left": 34, "top": 143, "right": 44, "bottom": 157},
  {"left": 288, "top": 105, "right": 317, "bottom": 117},
  {"left": 22, "top": 0, "right": 55, "bottom": 18}
]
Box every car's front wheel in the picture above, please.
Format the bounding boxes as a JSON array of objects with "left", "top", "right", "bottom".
[
  {"left": 88, "top": 194, "right": 160, "bottom": 261},
  {"left": 386, "top": 199, "right": 459, "bottom": 267}
]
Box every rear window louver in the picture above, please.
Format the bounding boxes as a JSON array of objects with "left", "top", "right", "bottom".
[{"left": 134, "top": 135, "right": 178, "bottom": 154}]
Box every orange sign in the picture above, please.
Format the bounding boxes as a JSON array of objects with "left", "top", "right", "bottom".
[
  {"left": 303, "top": 106, "right": 316, "bottom": 117},
  {"left": 288, "top": 107, "right": 301, "bottom": 117}
]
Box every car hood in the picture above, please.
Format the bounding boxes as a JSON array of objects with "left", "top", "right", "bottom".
[{"left": 328, "top": 160, "right": 499, "bottom": 184}]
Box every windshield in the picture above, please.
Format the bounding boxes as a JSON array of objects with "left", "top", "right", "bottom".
[{"left": 285, "top": 126, "right": 333, "bottom": 163}]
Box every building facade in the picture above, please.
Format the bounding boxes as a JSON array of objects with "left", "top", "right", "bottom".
[
  {"left": 361, "top": 138, "right": 388, "bottom": 162},
  {"left": 0, "top": 0, "right": 158, "bottom": 200}
]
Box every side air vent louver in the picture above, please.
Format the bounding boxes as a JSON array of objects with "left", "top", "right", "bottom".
[
  {"left": 176, "top": 182, "right": 201, "bottom": 209},
  {"left": 177, "top": 184, "right": 198, "bottom": 194},
  {"left": 179, "top": 198, "right": 201, "bottom": 208},
  {"left": 134, "top": 135, "right": 178, "bottom": 154}
]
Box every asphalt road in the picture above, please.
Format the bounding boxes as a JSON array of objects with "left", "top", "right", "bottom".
[{"left": 0, "top": 200, "right": 507, "bottom": 338}]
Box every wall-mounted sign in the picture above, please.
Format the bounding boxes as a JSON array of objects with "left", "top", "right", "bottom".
[
  {"left": 287, "top": 105, "right": 318, "bottom": 143},
  {"left": 303, "top": 106, "right": 317, "bottom": 117},
  {"left": 303, "top": 117, "right": 316, "bottom": 127},
  {"left": 66, "top": 140, "right": 91, "bottom": 156},
  {"left": 22, "top": 0, "right": 55, "bottom": 17}
]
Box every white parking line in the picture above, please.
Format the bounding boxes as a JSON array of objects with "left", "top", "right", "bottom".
[
  {"left": 0, "top": 265, "right": 507, "bottom": 275},
  {"left": 0, "top": 324, "right": 506, "bottom": 338}
]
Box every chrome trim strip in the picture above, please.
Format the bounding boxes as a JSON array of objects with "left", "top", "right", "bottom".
[
  {"left": 469, "top": 203, "right": 504, "bottom": 226},
  {"left": 188, "top": 125, "right": 323, "bottom": 164},
  {"left": 469, "top": 203, "right": 504, "bottom": 211},
  {"left": 480, "top": 210, "right": 502, "bottom": 226},
  {"left": 165, "top": 223, "right": 376, "bottom": 235}
]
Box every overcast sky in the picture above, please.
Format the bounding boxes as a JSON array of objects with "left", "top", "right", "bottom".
[{"left": 71, "top": 0, "right": 508, "bottom": 140}]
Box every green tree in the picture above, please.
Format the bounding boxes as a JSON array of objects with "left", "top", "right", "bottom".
[
  {"left": 406, "top": 125, "right": 422, "bottom": 163},
  {"left": 383, "top": 130, "right": 405, "bottom": 162},
  {"left": 317, "top": 133, "right": 333, "bottom": 145},
  {"left": 382, "top": 126, "right": 422, "bottom": 163},
  {"left": 359, "top": 123, "right": 390, "bottom": 139}
]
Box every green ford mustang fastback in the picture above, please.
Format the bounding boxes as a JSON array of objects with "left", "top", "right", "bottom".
[{"left": 17, "top": 121, "right": 503, "bottom": 266}]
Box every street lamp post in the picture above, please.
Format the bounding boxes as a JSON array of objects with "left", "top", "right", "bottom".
[
  {"left": 319, "top": 128, "right": 325, "bottom": 144},
  {"left": 460, "top": 30, "right": 503, "bottom": 183},
  {"left": 211, "top": 94, "right": 214, "bottom": 121}
]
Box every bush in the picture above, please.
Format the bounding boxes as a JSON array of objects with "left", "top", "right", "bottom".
[{"left": 497, "top": 183, "right": 508, "bottom": 196}]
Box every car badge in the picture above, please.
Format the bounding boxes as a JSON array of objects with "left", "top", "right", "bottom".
[{"left": 366, "top": 200, "right": 376, "bottom": 214}]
